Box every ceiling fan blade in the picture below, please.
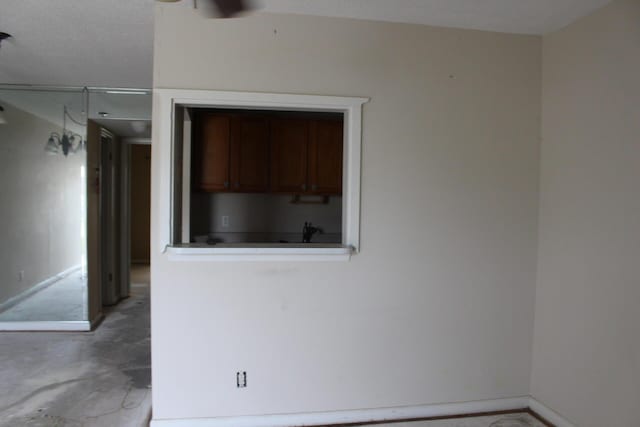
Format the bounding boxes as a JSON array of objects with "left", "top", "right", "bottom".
[
  {"left": 0, "top": 32, "right": 11, "bottom": 49},
  {"left": 156, "top": 0, "right": 253, "bottom": 19},
  {"left": 211, "top": 0, "right": 248, "bottom": 18}
]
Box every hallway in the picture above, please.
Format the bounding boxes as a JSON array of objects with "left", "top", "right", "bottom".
[{"left": 0, "top": 266, "right": 151, "bottom": 427}]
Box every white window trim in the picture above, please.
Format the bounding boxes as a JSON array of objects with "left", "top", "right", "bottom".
[
  {"left": 165, "top": 245, "right": 353, "bottom": 262},
  {"left": 154, "top": 89, "right": 368, "bottom": 261}
]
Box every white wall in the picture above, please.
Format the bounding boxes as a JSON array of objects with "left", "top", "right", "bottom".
[
  {"left": 152, "top": 8, "right": 541, "bottom": 421},
  {"left": 531, "top": 1, "right": 640, "bottom": 426},
  {"left": 0, "top": 102, "right": 85, "bottom": 306}
]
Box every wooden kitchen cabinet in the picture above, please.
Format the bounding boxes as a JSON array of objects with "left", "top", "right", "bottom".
[
  {"left": 195, "top": 112, "right": 343, "bottom": 195},
  {"left": 195, "top": 113, "right": 269, "bottom": 193},
  {"left": 195, "top": 114, "right": 230, "bottom": 192},
  {"left": 308, "top": 119, "right": 343, "bottom": 195},
  {"left": 230, "top": 117, "right": 270, "bottom": 192},
  {"left": 270, "top": 117, "right": 343, "bottom": 195},
  {"left": 270, "top": 118, "right": 309, "bottom": 193}
]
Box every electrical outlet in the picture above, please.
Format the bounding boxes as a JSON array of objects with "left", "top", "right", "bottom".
[
  {"left": 18, "top": 270, "right": 24, "bottom": 282},
  {"left": 222, "top": 215, "right": 229, "bottom": 228},
  {"left": 236, "top": 371, "right": 247, "bottom": 388}
]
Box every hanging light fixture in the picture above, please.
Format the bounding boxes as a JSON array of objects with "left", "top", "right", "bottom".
[
  {"left": 45, "top": 88, "right": 88, "bottom": 156},
  {"left": 44, "top": 106, "right": 86, "bottom": 156}
]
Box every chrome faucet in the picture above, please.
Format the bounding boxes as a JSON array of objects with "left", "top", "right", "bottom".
[{"left": 302, "top": 222, "right": 322, "bottom": 243}]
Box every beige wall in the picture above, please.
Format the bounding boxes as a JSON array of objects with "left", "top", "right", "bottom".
[
  {"left": 152, "top": 8, "right": 541, "bottom": 421},
  {"left": 0, "top": 102, "right": 85, "bottom": 307},
  {"left": 531, "top": 1, "right": 640, "bottom": 426},
  {"left": 130, "top": 144, "right": 151, "bottom": 263}
]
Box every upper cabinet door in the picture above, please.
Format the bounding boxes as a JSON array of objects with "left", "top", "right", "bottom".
[
  {"left": 270, "top": 118, "right": 309, "bottom": 193},
  {"left": 230, "top": 117, "right": 269, "bottom": 192},
  {"left": 196, "top": 114, "right": 230, "bottom": 191},
  {"left": 308, "top": 119, "right": 343, "bottom": 195}
]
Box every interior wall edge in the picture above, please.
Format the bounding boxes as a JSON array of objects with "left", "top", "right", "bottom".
[{"left": 528, "top": 397, "right": 576, "bottom": 427}]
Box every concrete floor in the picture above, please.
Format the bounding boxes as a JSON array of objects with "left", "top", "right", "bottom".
[
  {"left": 0, "top": 265, "right": 151, "bottom": 427},
  {"left": 0, "top": 269, "right": 88, "bottom": 322}
]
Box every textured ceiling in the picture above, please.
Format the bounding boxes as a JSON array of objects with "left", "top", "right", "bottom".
[
  {"left": 0, "top": 0, "right": 612, "bottom": 88},
  {"left": 0, "top": 0, "right": 155, "bottom": 88}
]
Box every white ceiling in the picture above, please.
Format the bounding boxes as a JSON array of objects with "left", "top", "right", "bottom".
[{"left": 0, "top": 0, "right": 612, "bottom": 88}]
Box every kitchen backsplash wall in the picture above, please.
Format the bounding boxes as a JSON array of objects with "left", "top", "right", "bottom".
[{"left": 190, "top": 192, "right": 342, "bottom": 243}]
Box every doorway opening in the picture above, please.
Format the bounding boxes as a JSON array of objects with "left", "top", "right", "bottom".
[{"left": 92, "top": 114, "right": 151, "bottom": 311}]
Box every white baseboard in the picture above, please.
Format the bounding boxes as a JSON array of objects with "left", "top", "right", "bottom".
[
  {"left": 0, "top": 310, "right": 103, "bottom": 333},
  {"left": 0, "top": 264, "right": 83, "bottom": 314},
  {"left": 150, "top": 396, "right": 529, "bottom": 427},
  {"left": 0, "top": 320, "right": 91, "bottom": 332},
  {"left": 529, "top": 397, "right": 576, "bottom": 427}
]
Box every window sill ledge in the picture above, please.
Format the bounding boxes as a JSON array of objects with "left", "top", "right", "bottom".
[{"left": 164, "top": 244, "right": 353, "bottom": 262}]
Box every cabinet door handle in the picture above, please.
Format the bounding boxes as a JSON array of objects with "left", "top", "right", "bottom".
[
  {"left": 301, "top": 183, "right": 307, "bottom": 191},
  {"left": 224, "top": 181, "right": 229, "bottom": 189}
]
